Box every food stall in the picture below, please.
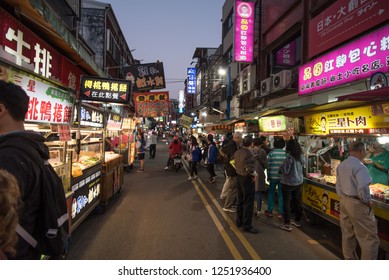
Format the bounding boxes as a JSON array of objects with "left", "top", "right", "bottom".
[
  {"left": 102, "top": 111, "right": 124, "bottom": 203},
  {"left": 70, "top": 102, "right": 103, "bottom": 231},
  {"left": 79, "top": 76, "right": 131, "bottom": 205},
  {"left": 300, "top": 103, "right": 389, "bottom": 253}
]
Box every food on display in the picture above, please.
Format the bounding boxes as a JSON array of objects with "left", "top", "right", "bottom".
[
  {"left": 370, "top": 183, "right": 389, "bottom": 203},
  {"left": 322, "top": 175, "right": 336, "bottom": 185}
]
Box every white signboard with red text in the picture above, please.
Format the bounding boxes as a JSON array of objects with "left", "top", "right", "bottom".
[{"left": 12, "top": 71, "right": 75, "bottom": 124}]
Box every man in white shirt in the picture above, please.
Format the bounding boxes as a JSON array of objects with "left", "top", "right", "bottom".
[{"left": 149, "top": 131, "right": 158, "bottom": 159}]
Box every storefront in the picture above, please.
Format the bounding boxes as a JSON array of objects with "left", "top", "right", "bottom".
[{"left": 299, "top": 102, "right": 389, "bottom": 253}]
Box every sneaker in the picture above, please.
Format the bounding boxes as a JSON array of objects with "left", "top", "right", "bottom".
[
  {"left": 290, "top": 220, "right": 301, "bottom": 227},
  {"left": 223, "top": 207, "right": 237, "bottom": 213},
  {"left": 209, "top": 178, "right": 216, "bottom": 183},
  {"left": 188, "top": 176, "right": 193, "bottom": 180},
  {"left": 255, "top": 211, "right": 261, "bottom": 216},
  {"left": 193, "top": 175, "right": 198, "bottom": 179},
  {"left": 280, "top": 223, "right": 292, "bottom": 231},
  {"left": 264, "top": 210, "right": 273, "bottom": 217},
  {"left": 277, "top": 214, "right": 283, "bottom": 219},
  {"left": 164, "top": 166, "right": 169, "bottom": 170},
  {"left": 137, "top": 169, "right": 144, "bottom": 173}
]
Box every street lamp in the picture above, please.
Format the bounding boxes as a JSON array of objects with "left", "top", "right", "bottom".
[{"left": 218, "top": 66, "right": 231, "bottom": 120}]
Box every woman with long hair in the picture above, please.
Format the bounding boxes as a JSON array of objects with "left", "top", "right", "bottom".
[
  {"left": 188, "top": 136, "right": 201, "bottom": 180},
  {"left": 279, "top": 138, "right": 305, "bottom": 232}
]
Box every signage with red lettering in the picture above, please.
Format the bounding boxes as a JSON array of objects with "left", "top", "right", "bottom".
[{"left": 11, "top": 71, "right": 75, "bottom": 125}]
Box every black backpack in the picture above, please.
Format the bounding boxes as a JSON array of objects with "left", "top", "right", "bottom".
[{"left": 9, "top": 145, "right": 69, "bottom": 259}]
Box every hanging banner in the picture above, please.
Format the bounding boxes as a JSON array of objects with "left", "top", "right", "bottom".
[
  {"left": 10, "top": 70, "right": 74, "bottom": 125},
  {"left": 233, "top": 1, "right": 254, "bottom": 63},
  {"left": 80, "top": 76, "right": 130, "bottom": 104},
  {"left": 299, "top": 24, "right": 389, "bottom": 95},
  {"left": 133, "top": 91, "right": 170, "bottom": 118},
  {"left": 123, "top": 62, "right": 166, "bottom": 92},
  {"left": 305, "top": 103, "right": 389, "bottom": 135}
]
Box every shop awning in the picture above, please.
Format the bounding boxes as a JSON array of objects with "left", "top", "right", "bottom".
[
  {"left": 337, "top": 87, "right": 389, "bottom": 101},
  {"left": 279, "top": 100, "right": 367, "bottom": 118}
]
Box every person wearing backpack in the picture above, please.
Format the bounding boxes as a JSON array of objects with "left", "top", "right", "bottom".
[
  {"left": 188, "top": 136, "right": 201, "bottom": 180},
  {"left": 0, "top": 81, "right": 68, "bottom": 259}
]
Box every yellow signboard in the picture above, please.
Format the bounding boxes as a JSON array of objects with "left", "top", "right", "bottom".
[
  {"left": 179, "top": 115, "right": 193, "bottom": 129},
  {"left": 305, "top": 103, "right": 389, "bottom": 134}
]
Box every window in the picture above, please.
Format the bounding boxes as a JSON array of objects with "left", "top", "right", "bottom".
[
  {"left": 223, "top": 10, "right": 234, "bottom": 37},
  {"left": 106, "top": 29, "right": 120, "bottom": 63}
]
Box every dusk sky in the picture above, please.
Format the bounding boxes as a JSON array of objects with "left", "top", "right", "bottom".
[{"left": 104, "top": 0, "right": 225, "bottom": 99}]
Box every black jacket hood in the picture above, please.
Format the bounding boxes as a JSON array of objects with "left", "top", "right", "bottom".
[{"left": 0, "top": 130, "right": 49, "bottom": 160}]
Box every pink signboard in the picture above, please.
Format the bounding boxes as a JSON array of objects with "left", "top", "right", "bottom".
[
  {"left": 234, "top": 1, "right": 254, "bottom": 63},
  {"left": 276, "top": 40, "right": 296, "bottom": 66},
  {"left": 309, "top": 0, "right": 389, "bottom": 58},
  {"left": 299, "top": 24, "right": 389, "bottom": 95}
]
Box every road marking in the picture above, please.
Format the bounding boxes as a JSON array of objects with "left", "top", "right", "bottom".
[
  {"left": 183, "top": 161, "right": 261, "bottom": 260},
  {"left": 191, "top": 179, "right": 243, "bottom": 260}
]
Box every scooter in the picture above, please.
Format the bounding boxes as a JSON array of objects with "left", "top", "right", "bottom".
[{"left": 169, "top": 153, "right": 183, "bottom": 172}]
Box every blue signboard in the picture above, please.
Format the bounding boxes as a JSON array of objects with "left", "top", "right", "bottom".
[{"left": 187, "top": 68, "right": 196, "bottom": 94}]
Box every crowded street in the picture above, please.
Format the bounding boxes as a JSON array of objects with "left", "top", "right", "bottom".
[{"left": 67, "top": 138, "right": 342, "bottom": 260}]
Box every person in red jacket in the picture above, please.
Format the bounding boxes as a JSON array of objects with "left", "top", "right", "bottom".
[{"left": 164, "top": 136, "right": 183, "bottom": 170}]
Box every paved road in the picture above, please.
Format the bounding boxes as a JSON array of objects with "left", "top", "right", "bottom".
[{"left": 66, "top": 139, "right": 342, "bottom": 260}]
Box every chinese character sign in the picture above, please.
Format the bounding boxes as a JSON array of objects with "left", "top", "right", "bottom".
[
  {"left": 309, "top": 0, "right": 389, "bottom": 58},
  {"left": 80, "top": 76, "right": 131, "bottom": 104},
  {"left": 0, "top": 8, "right": 85, "bottom": 89},
  {"left": 134, "top": 91, "right": 170, "bottom": 118},
  {"left": 299, "top": 24, "right": 389, "bottom": 95},
  {"left": 259, "top": 115, "right": 288, "bottom": 132},
  {"left": 123, "top": 62, "right": 166, "bottom": 92},
  {"left": 11, "top": 71, "right": 74, "bottom": 125},
  {"left": 234, "top": 1, "right": 254, "bottom": 63},
  {"left": 276, "top": 40, "right": 296, "bottom": 66},
  {"left": 187, "top": 67, "right": 196, "bottom": 94},
  {"left": 73, "top": 105, "right": 104, "bottom": 128},
  {"left": 304, "top": 103, "right": 389, "bottom": 135}
]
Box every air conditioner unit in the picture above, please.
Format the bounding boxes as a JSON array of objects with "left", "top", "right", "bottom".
[
  {"left": 272, "top": 70, "right": 291, "bottom": 92},
  {"left": 241, "top": 65, "right": 256, "bottom": 94},
  {"left": 250, "top": 89, "right": 260, "bottom": 100},
  {"left": 260, "top": 77, "right": 271, "bottom": 96}
]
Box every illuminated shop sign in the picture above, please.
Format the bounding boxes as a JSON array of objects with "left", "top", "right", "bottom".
[
  {"left": 260, "top": 116, "right": 287, "bottom": 132},
  {"left": 309, "top": 0, "right": 389, "bottom": 58},
  {"left": 234, "top": 1, "right": 254, "bottom": 63},
  {"left": 0, "top": 8, "right": 84, "bottom": 90},
  {"left": 299, "top": 24, "right": 389, "bottom": 95},
  {"left": 178, "top": 90, "right": 185, "bottom": 113},
  {"left": 187, "top": 67, "right": 196, "bottom": 94},
  {"left": 80, "top": 76, "right": 130, "bottom": 104},
  {"left": 71, "top": 169, "right": 101, "bottom": 225},
  {"left": 10, "top": 71, "right": 74, "bottom": 125},
  {"left": 276, "top": 40, "right": 296, "bottom": 66},
  {"left": 123, "top": 62, "right": 166, "bottom": 92},
  {"left": 106, "top": 113, "right": 122, "bottom": 131},
  {"left": 304, "top": 103, "right": 389, "bottom": 135},
  {"left": 73, "top": 105, "right": 104, "bottom": 128},
  {"left": 133, "top": 91, "right": 170, "bottom": 117}
]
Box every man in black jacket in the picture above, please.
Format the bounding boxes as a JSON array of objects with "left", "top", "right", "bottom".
[
  {"left": 0, "top": 81, "right": 49, "bottom": 259},
  {"left": 220, "top": 132, "right": 242, "bottom": 212}
]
